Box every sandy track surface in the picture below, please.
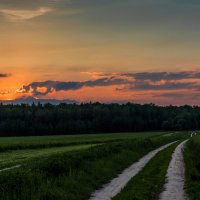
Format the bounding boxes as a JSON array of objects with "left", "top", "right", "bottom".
[
  {"left": 89, "top": 141, "right": 177, "bottom": 200},
  {"left": 159, "top": 140, "right": 188, "bottom": 200},
  {"left": 0, "top": 165, "right": 21, "bottom": 173}
]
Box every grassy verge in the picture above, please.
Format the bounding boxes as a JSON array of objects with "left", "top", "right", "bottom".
[
  {"left": 0, "top": 136, "right": 180, "bottom": 200},
  {"left": 0, "top": 131, "right": 178, "bottom": 169},
  {"left": 184, "top": 135, "right": 200, "bottom": 200},
  {"left": 0, "top": 144, "right": 99, "bottom": 170},
  {"left": 113, "top": 142, "right": 179, "bottom": 200},
  {"left": 0, "top": 132, "right": 174, "bottom": 152}
]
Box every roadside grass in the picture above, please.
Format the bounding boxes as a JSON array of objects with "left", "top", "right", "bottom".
[
  {"left": 112, "top": 142, "right": 179, "bottom": 200},
  {"left": 0, "top": 144, "right": 98, "bottom": 170},
  {"left": 184, "top": 135, "right": 200, "bottom": 200},
  {"left": 0, "top": 132, "right": 170, "bottom": 152},
  {"left": 0, "top": 132, "right": 187, "bottom": 170},
  {"left": 0, "top": 135, "right": 181, "bottom": 200}
]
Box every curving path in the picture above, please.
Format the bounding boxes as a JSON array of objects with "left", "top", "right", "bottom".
[
  {"left": 0, "top": 165, "right": 21, "bottom": 173},
  {"left": 159, "top": 140, "right": 188, "bottom": 200},
  {"left": 89, "top": 141, "right": 177, "bottom": 200}
]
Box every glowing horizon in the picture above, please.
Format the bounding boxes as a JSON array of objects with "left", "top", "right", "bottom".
[{"left": 1, "top": 0, "right": 200, "bottom": 105}]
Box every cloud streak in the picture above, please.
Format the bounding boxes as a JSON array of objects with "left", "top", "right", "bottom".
[{"left": 0, "top": 7, "right": 54, "bottom": 21}]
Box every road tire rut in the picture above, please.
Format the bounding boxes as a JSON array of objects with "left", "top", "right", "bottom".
[{"left": 159, "top": 140, "right": 188, "bottom": 200}]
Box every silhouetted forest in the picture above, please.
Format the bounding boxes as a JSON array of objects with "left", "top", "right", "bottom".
[{"left": 0, "top": 103, "right": 199, "bottom": 136}]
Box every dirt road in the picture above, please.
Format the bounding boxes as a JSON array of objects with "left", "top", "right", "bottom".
[
  {"left": 89, "top": 141, "right": 177, "bottom": 200},
  {"left": 159, "top": 140, "right": 188, "bottom": 200}
]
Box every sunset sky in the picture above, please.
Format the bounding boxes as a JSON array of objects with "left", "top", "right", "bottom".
[{"left": 1, "top": 0, "right": 200, "bottom": 105}]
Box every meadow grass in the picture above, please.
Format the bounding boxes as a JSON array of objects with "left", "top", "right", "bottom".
[
  {"left": 0, "top": 143, "right": 99, "bottom": 170},
  {"left": 113, "top": 142, "right": 179, "bottom": 200},
  {"left": 0, "top": 131, "right": 185, "bottom": 169},
  {"left": 184, "top": 135, "right": 200, "bottom": 200},
  {"left": 0, "top": 132, "right": 168, "bottom": 152},
  {"left": 0, "top": 133, "right": 186, "bottom": 200}
]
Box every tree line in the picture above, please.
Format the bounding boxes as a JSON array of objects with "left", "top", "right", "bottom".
[{"left": 0, "top": 102, "right": 199, "bottom": 136}]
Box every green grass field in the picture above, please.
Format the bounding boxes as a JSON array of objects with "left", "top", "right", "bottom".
[
  {"left": 0, "top": 132, "right": 167, "bottom": 152},
  {"left": 0, "top": 131, "right": 184, "bottom": 170},
  {"left": 184, "top": 134, "right": 200, "bottom": 200},
  {"left": 0, "top": 144, "right": 99, "bottom": 170},
  {"left": 0, "top": 131, "right": 190, "bottom": 200},
  {"left": 0, "top": 132, "right": 165, "bottom": 169}
]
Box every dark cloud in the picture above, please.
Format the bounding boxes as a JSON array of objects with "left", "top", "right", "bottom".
[
  {"left": 124, "top": 72, "right": 200, "bottom": 81},
  {"left": 153, "top": 93, "right": 186, "bottom": 98},
  {"left": 121, "top": 71, "right": 200, "bottom": 91},
  {"left": 132, "top": 81, "right": 197, "bottom": 91},
  {"left": 16, "top": 71, "right": 200, "bottom": 97},
  {"left": 0, "top": 73, "right": 10, "bottom": 78},
  {"left": 17, "top": 77, "right": 129, "bottom": 96}
]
